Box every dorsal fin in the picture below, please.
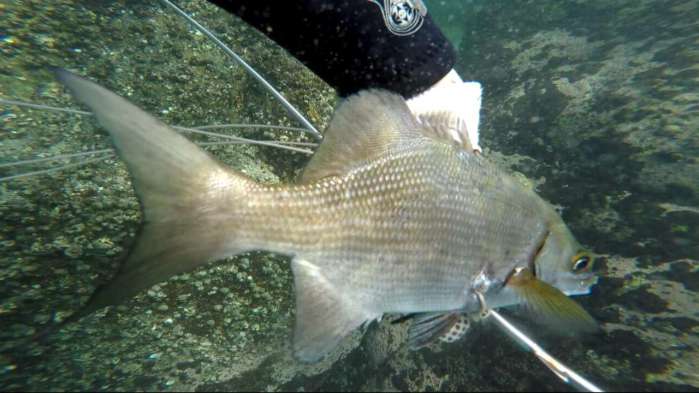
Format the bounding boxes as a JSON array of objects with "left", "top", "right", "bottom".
[
  {"left": 418, "top": 112, "right": 474, "bottom": 152},
  {"left": 406, "top": 79, "right": 482, "bottom": 152},
  {"left": 301, "top": 90, "right": 424, "bottom": 182}
]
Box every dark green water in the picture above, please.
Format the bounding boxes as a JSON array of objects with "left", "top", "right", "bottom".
[{"left": 1, "top": 1, "right": 697, "bottom": 391}]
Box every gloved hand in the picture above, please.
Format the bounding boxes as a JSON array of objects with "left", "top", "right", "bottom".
[{"left": 406, "top": 69, "right": 483, "bottom": 153}]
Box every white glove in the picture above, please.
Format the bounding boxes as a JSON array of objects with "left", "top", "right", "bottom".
[{"left": 406, "top": 69, "right": 483, "bottom": 153}]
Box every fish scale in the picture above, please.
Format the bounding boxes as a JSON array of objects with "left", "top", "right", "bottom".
[
  {"left": 228, "top": 140, "right": 546, "bottom": 316},
  {"left": 54, "top": 69, "right": 598, "bottom": 363}
]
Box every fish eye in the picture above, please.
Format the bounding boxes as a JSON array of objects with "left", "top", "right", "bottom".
[{"left": 572, "top": 252, "right": 592, "bottom": 272}]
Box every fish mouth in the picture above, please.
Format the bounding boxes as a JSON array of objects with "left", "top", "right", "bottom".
[{"left": 563, "top": 273, "right": 598, "bottom": 297}]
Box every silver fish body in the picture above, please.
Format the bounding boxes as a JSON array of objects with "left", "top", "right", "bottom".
[
  {"left": 242, "top": 138, "right": 549, "bottom": 313},
  {"left": 55, "top": 70, "right": 597, "bottom": 362}
]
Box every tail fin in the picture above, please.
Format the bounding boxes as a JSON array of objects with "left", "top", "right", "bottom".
[{"left": 55, "top": 69, "right": 250, "bottom": 317}]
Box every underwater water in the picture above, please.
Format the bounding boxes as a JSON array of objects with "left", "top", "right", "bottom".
[{"left": 1, "top": 0, "right": 698, "bottom": 391}]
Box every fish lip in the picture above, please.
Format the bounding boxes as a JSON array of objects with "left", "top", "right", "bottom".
[
  {"left": 563, "top": 273, "right": 598, "bottom": 296},
  {"left": 577, "top": 271, "right": 597, "bottom": 281},
  {"left": 564, "top": 287, "right": 593, "bottom": 296}
]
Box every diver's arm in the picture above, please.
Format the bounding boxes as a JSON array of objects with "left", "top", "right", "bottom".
[
  {"left": 207, "top": 0, "right": 455, "bottom": 98},
  {"left": 208, "top": 0, "right": 482, "bottom": 152}
]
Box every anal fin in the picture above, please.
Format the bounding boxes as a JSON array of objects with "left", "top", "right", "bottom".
[{"left": 291, "top": 259, "right": 376, "bottom": 362}]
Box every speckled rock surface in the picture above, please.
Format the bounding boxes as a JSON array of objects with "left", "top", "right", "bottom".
[
  {"left": 1, "top": 1, "right": 338, "bottom": 391},
  {"left": 452, "top": 0, "right": 699, "bottom": 391},
  {"left": 1, "top": 0, "right": 698, "bottom": 391}
]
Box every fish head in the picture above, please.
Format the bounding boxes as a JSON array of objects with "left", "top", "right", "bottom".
[{"left": 532, "top": 217, "right": 598, "bottom": 297}]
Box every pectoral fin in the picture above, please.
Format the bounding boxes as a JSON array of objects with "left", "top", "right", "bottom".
[{"left": 506, "top": 268, "right": 597, "bottom": 334}]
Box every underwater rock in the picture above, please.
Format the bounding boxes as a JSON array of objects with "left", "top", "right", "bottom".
[
  {"left": 450, "top": 0, "right": 699, "bottom": 390},
  {"left": 2, "top": 0, "right": 698, "bottom": 391},
  {"left": 0, "top": 0, "right": 335, "bottom": 391}
]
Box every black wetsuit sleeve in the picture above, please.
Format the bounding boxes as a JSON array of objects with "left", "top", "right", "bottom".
[{"left": 207, "top": 0, "right": 456, "bottom": 98}]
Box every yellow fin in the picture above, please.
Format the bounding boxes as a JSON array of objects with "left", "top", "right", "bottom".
[{"left": 507, "top": 268, "right": 597, "bottom": 334}]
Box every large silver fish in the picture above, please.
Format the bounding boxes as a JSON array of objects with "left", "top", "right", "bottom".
[{"left": 55, "top": 69, "right": 598, "bottom": 362}]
